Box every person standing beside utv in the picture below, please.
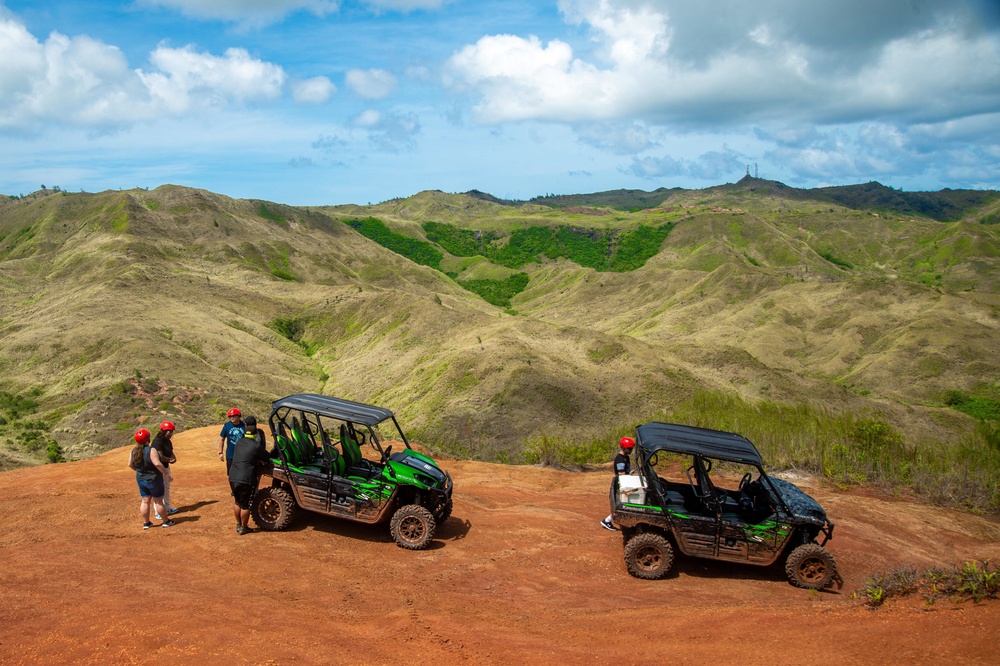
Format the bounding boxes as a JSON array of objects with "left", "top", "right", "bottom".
[
  {"left": 600, "top": 436, "right": 635, "bottom": 531},
  {"left": 218, "top": 408, "right": 246, "bottom": 473},
  {"left": 228, "top": 416, "right": 268, "bottom": 535},
  {"left": 130, "top": 428, "right": 175, "bottom": 529},
  {"left": 151, "top": 421, "right": 179, "bottom": 519}
]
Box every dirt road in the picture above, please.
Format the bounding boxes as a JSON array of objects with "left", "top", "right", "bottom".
[{"left": 1, "top": 427, "right": 999, "bottom": 665}]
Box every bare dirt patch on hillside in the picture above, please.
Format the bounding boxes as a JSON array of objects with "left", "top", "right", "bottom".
[{"left": 1, "top": 427, "right": 999, "bottom": 665}]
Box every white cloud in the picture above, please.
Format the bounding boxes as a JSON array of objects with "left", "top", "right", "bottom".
[
  {"left": 351, "top": 108, "right": 420, "bottom": 151},
  {"left": 352, "top": 109, "right": 383, "bottom": 127},
  {"left": 142, "top": 0, "right": 339, "bottom": 26},
  {"left": 0, "top": 13, "right": 288, "bottom": 129},
  {"left": 624, "top": 146, "right": 746, "bottom": 181},
  {"left": 291, "top": 76, "right": 336, "bottom": 103},
  {"left": 142, "top": 45, "right": 286, "bottom": 110},
  {"left": 447, "top": 0, "right": 1000, "bottom": 130},
  {"left": 345, "top": 68, "right": 398, "bottom": 100},
  {"left": 575, "top": 122, "right": 658, "bottom": 154}
]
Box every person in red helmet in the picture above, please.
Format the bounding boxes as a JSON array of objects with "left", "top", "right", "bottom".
[
  {"left": 129, "top": 428, "right": 173, "bottom": 529},
  {"left": 601, "top": 436, "right": 636, "bottom": 531},
  {"left": 218, "top": 408, "right": 246, "bottom": 474},
  {"left": 151, "top": 421, "right": 178, "bottom": 520}
]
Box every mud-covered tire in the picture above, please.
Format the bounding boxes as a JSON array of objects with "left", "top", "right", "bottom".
[
  {"left": 624, "top": 532, "right": 674, "bottom": 580},
  {"left": 785, "top": 543, "right": 837, "bottom": 589},
  {"left": 251, "top": 486, "right": 297, "bottom": 531},
  {"left": 390, "top": 504, "right": 436, "bottom": 550},
  {"left": 434, "top": 498, "right": 453, "bottom": 524}
]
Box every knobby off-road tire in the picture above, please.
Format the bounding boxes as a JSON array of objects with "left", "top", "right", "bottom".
[
  {"left": 624, "top": 532, "right": 674, "bottom": 580},
  {"left": 785, "top": 543, "right": 837, "bottom": 590},
  {"left": 251, "top": 486, "right": 297, "bottom": 531},
  {"left": 390, "top": 504, "right": 436, "bottom": 550}
]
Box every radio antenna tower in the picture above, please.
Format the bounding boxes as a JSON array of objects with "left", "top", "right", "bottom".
[{"left": 754, "top": 163, "right": 759, "bottom": 178}]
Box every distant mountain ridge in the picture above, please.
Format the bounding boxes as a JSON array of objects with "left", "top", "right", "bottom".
[{"left": 510, "top": 176, "right": 999, "bottom": 222}]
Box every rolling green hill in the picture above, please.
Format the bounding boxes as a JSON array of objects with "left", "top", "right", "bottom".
[{"left": 2, "top": 182, "right": 999, "bottom": 509}]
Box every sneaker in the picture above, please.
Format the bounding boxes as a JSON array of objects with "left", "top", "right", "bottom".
[
  {"left": 236, "top": 524, "right": 246, "bottom": 535},
  {"left": 143, "top": 522, "right": 154, "bottom": 530},
  {"left": 600, "top": 518, "right": 618, "bottom": 531},
  {"left": 154, "top": 512, "right": 163, "bottom": 520},
  {"left": 161, "top": 520, "right": 176, "bottom": 528},
  {"left": 166, "top": 507, "right": 179, "bottom": 515}
]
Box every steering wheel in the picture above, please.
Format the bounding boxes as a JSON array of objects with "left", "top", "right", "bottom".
[
  {"left": 738, "top": 472, "right": 753, "bottom": 494},
  {"left": 356, "top": 431, "right": 366, "bottom": 447}
]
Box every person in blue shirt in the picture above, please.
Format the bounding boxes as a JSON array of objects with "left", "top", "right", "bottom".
[{"left": 218, "top": 407, "right": 246, "bottom": 473}]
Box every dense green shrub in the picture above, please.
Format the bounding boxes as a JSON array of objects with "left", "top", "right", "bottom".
[
  {"left": 608, "top": 223, "right": 675, "bottom": 271},
  {"left": 346, "top": 217, "right": 442, "bottom": 269},
  {"left": 423, "top": 221, "right": 498, "bottom": 256},
  {"left": 419, "top": 221, "right": 673, "bottom": 272},
  {"left": 458, "top": 273, "right": 530, "bottom": 307}
]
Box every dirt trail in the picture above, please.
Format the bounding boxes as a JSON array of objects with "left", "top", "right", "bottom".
[{"left": 1, "top": 427, "right": 999, "bottom": 665}]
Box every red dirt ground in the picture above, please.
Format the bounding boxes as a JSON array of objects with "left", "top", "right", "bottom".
[{"left": 2, "top": 427, "right": 1000, "bottom": 665}]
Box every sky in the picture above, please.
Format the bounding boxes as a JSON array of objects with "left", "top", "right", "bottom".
[{"left": 1, "top": 1, "right": 999, "bottom": 206}]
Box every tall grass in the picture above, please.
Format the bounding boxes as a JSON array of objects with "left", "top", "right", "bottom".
[{"left": 525, "top": 390, "right": 1000, "bottom": 513}]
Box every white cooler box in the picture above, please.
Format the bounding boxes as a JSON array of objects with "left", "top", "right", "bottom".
[{"left": 618, "top": 474, "right": 646, "bottom": 504}]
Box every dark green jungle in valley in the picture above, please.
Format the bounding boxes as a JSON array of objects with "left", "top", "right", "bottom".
[{"left": 2, "top": 177, "right": 999, "bottom": 511}]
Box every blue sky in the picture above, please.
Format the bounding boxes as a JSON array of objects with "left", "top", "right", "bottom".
[{"left": 1, "top": 1, "right": 999, "bottom": 205}]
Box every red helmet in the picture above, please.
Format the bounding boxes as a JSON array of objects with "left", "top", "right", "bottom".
[
  {"left": 227, "top": 408, "right": 241, "bottom": 417},
  {"left": 160, "top": 421, "right": 175, "bottom": 432},
  {"left": 134, "top": 429, "right": 151, "bottom": 445},
  {"left": 619, "top": 436, "right": 635, "bottom": 449}
]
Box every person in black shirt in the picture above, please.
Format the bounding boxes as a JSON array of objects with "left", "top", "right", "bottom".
[
  {"left": 228, "top": 415, "right": 269, "bottom": 535},
  {"left": 150, "top": 421, "right": 178, "bottom": 518},
  {"left": 601, "top": 436, "right": 636, "bottom": 531}
]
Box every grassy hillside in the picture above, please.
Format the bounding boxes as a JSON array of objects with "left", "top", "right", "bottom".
[{"left": 2, "top": 183, "right": 999, "bottom": 510}]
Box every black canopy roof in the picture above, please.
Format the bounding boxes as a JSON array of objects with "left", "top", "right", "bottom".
[
  {"left": 270, "top": 394, "right": 395, "bottom": 428},
  {"left": 635, "top": 422, "right": 764, "bottom": 466}
]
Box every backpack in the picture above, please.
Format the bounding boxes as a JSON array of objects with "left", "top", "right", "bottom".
[{"left": 127, "top": 445, "right": 145, "bottom": 471}]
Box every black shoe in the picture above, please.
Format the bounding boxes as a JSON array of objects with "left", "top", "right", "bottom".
[
  {"left": 143, "top": 522, "right": 154, "bottom": 530},
  {"left": 600, "top": 518, "right": 618, "bottom": 531}
]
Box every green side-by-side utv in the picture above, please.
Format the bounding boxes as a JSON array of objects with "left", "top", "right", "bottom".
[
  {"left": 610, "top": 422, "right": 842, "bottom": 589},
  {"left": 252, "top": 393, "right": 453, "bottom": 550}
]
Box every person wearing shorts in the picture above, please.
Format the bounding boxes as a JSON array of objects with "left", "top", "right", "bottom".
[
  {"left": 150, "top": 421, "right": 179, "bottom": 519},
  {"left": 228, "top": 416, "right": 268, "bottom": 535},
  {"left": 132, "top": 428, "right": 175, "bottom": 529}
]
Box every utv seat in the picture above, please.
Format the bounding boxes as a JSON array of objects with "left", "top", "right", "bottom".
[
  {"left": 651, "top": 478, "right": 689, "bottom": 507},
  {"left": 340, "top": 424, "right": 378, "bottom": 480}
]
